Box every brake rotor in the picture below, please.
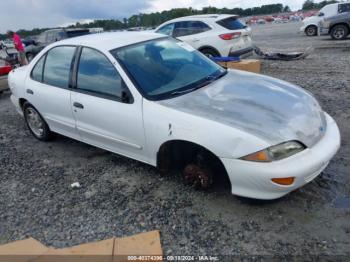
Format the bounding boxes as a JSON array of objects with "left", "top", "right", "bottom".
[{"left": 183, "top": 164, "right": 213, "bottom": 189}]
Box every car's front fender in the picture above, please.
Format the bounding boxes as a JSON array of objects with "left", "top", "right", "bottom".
[{"left": 142, "top": 99, "right": 270, "bottom": 166}]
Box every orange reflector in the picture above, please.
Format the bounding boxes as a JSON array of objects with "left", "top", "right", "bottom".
[
  {"left": 271, "top": 177, "right": 295, "bottom": 186},
  {"left": 244, "top": 151, "right": 270, "bottom": 162}
]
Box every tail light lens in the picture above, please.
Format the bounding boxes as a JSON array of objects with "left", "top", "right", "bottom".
[{"left": 219, "top": 32, "right": 242, "bottom": 40}]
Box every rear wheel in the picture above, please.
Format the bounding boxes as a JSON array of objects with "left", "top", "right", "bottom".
[
  {"left": 330, "top": 25, "right": 349, "bottom": 40},
  {"left": 23, "top": 102, "right": 53, "bottom": 141},
  {"left": 200, "top": 48, "right": 220, "bottom": 58},
  {"left": 305, "top": 25, "right": 317, "bottom": 36}
]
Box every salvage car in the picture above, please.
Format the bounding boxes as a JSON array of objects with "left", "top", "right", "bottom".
[
  {"left": 8, "top": 32, "right": 340, "bottom": 200},
  {"left": 25, "top": 28, "right": 90, "bottom": 61},
  {"left": 319, "top": 11, "right": 350, "bottom": 40},
  {"left": 300, "top": 2, "right": 350, "bottom": 36},
  {"left": 155, "top": 14, "right": 253, "bottom": 58}
]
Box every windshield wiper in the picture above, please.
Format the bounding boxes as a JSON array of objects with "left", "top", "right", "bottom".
[
  {"left": 170, "top": 70, "right": 227, "bottom": 97},
  {"left": 197, "top": 69, "right": 228, "bottom": 87},
  {"left": 170, "top": 87, "right": 198, "bottom": 96}
]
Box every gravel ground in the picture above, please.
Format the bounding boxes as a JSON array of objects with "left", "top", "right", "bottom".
[{"left": 0, "top": 22, "right": 349, "bottom": 259}]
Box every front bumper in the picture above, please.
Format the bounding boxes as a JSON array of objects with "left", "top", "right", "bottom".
[
  {"left": 221, "top": 113, "right": 341, "bottom": 200},
  {"left": 229, "top": 47, "right": 254, "bottom": 58}
]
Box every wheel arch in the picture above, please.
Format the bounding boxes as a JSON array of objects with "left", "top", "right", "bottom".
[
  {"left": 330, "top": 22, "right": 350, "bottom": 33},
  {"left": 305, "top": 24, "right": 318, "bottom": 28},
  {"left": 156, "top": 139, "right": 230, "bottom": 182},
  {"left": 19, "top": 98, "right": 28, "bottom": 111},
  {"left": 198, "top": 45, "right": 221, "bottom": 56}
]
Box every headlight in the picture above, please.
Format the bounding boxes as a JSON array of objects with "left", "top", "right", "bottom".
[{"left": 240, "top": 141, "right": 306, "bottom": 162}]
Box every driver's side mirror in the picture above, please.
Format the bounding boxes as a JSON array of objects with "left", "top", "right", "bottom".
[
  {"left": 318, "top": 12, "right": 325, "bottom": 17},
  {"left": 120, "top": 82, "right": 134, "bottom": 104},
  {"left": 121, "top": 90, "right": 133, "bottom": 104}
]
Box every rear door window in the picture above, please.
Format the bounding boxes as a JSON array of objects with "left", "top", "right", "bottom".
[
  {"left": 31, "top": 55, "right": 45, "bottom": 82},
  {"left": 43, "top": 46, "right": 76, "bottom": 88},
  {"left": 46, "top": 32, "right": 56, "bottom": 43},
  {"left": 217, "top": 17, "right": 247, "bottom": 30},
  {"left": 173, "top": 21, "right": 211, "bottom": 37},
  {"left": 339, "top": 3, "right": 350, "bottom": 13},
  {"left": 37, "top": 33, "right": 47, "bottom": 44}
]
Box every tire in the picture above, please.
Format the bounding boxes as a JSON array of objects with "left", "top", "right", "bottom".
[
  {"left": 200, "top": 48, "right": 220, "bottom": 58},
  {"left": 305, "top": 25, "right": 317, "bottom": 36},
  {"left": 23, "top": 102, "right": 54, "bottom": 141},
  {"left": 330, "top": 25, "right": 349, "bottom": 40},
  {"left": 26, "top": 52, "right": 34, "bottom": 62}
]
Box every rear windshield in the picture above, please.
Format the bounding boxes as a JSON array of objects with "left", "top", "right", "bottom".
[{"left": 217, "top": 17, "right": 247, "bottom": 30}]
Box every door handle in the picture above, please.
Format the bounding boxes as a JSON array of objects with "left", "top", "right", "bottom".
[
  {"left": 73, "top": 102, "right": 84, "bottom": 109},
  {"left": 26, "top": 89, "right": 34, "bottom": 95}
]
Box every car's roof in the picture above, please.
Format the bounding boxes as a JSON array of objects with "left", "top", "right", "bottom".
[
  {"left": 52, "top": 31, "right": 165, "bottom": 51},
  {"left": 160, "top": 14, "right": 238, "bottom": 24}
]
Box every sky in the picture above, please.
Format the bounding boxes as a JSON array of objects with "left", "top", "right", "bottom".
[{"left": 0, "top": 0, "right": 322, "bottom": 33}]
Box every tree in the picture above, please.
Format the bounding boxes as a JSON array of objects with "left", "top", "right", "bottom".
[
  {"left": 302, "top": 0, "right": 315, "bottom": 10},
  {"left": 316, "top": 0, "right": 338, "bottom": 9},
  {"left": 283, "top": 5, "right": 291, "bottom": 12},
  {"left": 1, "top": 2, "right": 297, "bottom": 38}
]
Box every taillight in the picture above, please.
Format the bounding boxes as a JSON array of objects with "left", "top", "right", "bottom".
[{"left": 219, "top": 32, "right": 242, "bottom": 40}]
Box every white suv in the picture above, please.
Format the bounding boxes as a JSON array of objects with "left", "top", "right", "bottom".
[{"left": 155, "top": 14, "right": 253, "bottom": 58}]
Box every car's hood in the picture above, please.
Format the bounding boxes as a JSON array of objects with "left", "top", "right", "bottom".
[
  {"left": 158, "top": 70, "right": 327, "bottom": 148},
  {"left": 303, "top": 16, "right": 321, "bottom": 24}
]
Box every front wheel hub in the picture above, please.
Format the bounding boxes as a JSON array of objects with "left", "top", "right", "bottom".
[{"left": 183, "top": 164, "right": 213, "bottom": 189}]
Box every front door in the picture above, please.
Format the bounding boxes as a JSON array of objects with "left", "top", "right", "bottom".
[{"left": 71, "top": 47, "right": 146, "bottom": 162}]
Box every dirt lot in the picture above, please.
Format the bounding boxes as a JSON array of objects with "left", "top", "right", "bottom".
[{"left": 0, "top": 22, "right": 349, "bottom": 259}]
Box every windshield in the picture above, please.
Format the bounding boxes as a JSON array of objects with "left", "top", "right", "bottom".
[{"left": 111, "top": 38, "right": 226, "bottom": 100}]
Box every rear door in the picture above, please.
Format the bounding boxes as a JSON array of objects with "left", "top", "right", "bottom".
[
  {"left": 71, "top": 47, "right": 146, "bottom": 162},
  {"left": 25, "top": 45, "right": 79, "bottom": 140},
  {"left": 174, "top": 21, "right": 211, "bottom": 48}
]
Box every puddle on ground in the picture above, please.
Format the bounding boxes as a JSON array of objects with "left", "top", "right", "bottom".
[{"left": 334, "top": 197, "right": 350, "bottom": 208}]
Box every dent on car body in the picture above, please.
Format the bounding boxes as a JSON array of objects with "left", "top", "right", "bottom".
[{"left": 158, "top": 69, "right": 326, "bottom": 148}]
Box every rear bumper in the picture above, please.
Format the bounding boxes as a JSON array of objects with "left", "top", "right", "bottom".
[
  {"left": 10, "top": 94, "right": 23, "bottom": 115},
  {"left": 229, "top": 46, "right": 254, "bottom": 58},
  {"left": 221, "top": 113, "right": 341, "bottom": 200},
  {"left": 0, "top": 75, "right": 8, "bottom": 92}
]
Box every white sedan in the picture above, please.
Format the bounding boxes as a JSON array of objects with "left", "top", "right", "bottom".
[{"left": 8, "top": 32, "right": 341, "bottom": 200}]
